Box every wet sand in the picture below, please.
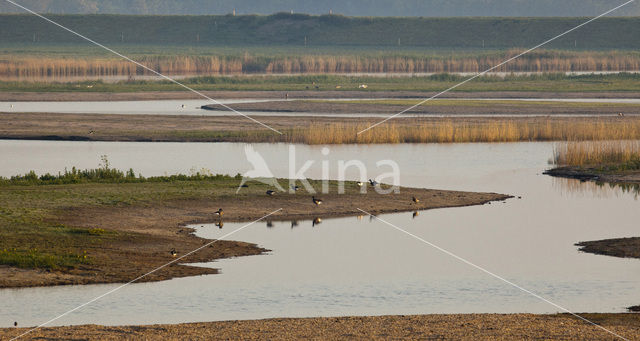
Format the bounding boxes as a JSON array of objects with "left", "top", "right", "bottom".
[
  {"left": 2, "top": 313, "right": 639, "bottom": 340},
  {"left": 0, "top": 185, "right": 508, "bottom": 288}
]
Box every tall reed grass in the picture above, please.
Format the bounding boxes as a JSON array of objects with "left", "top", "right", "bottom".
[
  {"left": 291, "top": 119, "right": 640, "bottom": 145},
  {"left": 553, "top": 141, "right": 640, "bottom": 167},
  {"left": 3, "top": 49, "right": 640, "bottom": 78}
]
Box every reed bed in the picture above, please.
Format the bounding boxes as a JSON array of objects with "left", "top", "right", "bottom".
[
  {"left": 2, "top": 49, "right": 640, "bottom": 78},
  {"left": 553, "top": 141, "right": 640, "bottom": 167},
  {"left": 292, "top": 119, "right": 640, "bottom": 145}
]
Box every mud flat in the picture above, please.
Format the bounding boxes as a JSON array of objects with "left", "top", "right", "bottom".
[{"left": 2, "top": 313, "right": 639, "bottom": 340}]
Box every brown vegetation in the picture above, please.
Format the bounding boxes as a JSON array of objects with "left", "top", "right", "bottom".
[
  {"left": 553, "top": 141, "right": 640, "bottom": 166},
  {"left": 3, "top": 113, "right": 640, "bottom": 145},
  {"left": 3, "top": 50, "right": 640, "bottom": 78},
  {"left": 297, "top": 120, "right": 640, "bottom": 144}
]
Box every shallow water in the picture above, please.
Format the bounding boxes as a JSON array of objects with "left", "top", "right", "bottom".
[
  {"left": 0, "top": 141, "right": 639, "bottom": 327},
  {"left": 2, "top": 97, "right": 639, "bottom": 118}
]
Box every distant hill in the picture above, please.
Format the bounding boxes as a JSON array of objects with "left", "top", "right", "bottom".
[
  {"left": 1, "top": 14, "right": 639, "bottom": 49},
  {"left": 0, "top": 0, "right": 639, "bottom": 17}
]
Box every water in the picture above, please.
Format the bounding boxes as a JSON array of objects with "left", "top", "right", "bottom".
[
  {"left": 1, "top": 141, "right": 639, "bottom": 327},
  {"left": 2, "top": 98, "right": 638, "bottom": 118},
  {"left": 0, "top": 99, "right": 279, "bottom": 116}
]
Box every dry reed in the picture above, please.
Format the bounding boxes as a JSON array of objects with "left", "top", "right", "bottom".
[
  {"left": 2, "top": 49, "right": 640, "bottom": 78},
  {"left": 553, "top": 141, "right": 640, "bottom": 166},
  {"left": 292, "top": 119, "right": 640, "bottom": 145}
]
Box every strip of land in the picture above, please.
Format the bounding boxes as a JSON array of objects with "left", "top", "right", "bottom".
[
  {"left": 576, "top": 237, "right": 640, "bottom": 260},
  {"left": 2, "top": 112, "right": 639, "bottom": 144},
  {"left": 2, "top": 313, "right": 639, "bottom": 340},
  {"left": 201, "top": 98, "right": 640, "bottom": 115},
  {"left": 544, "top": 167, "right": 640, "bottom": 184},
  {"left": 0, "top": 176, "right": 508, "bottom": 288},
  {"left": 4, "top": 90, "right": 640, "bottom": 102}
]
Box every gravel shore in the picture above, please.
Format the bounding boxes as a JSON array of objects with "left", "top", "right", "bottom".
[{"left": 3, "top": 314, "right": 639, "bottom": 340}]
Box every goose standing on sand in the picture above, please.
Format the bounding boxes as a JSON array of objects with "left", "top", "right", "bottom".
[
  {"left": 170, "top": 248, "right": 178, "bottom": 257},
  {"left": 356, "top": 181, "right": 364, "bottom": 187},
  {"left": 412, "top": 197, "right": 420, "bottom": 204},
  {"left": 215, "top": 208, "right": 224, "bottom": 217},
  {"left": 312, "top": 196, "right": 323, "bottom": 206},
  {"left": 266, "top": 190, "right": 276, "bottom": 196},
  {"left": 369, "top": 179, "right": 378, "bottom": 186},
  {"left": 291, "top": 184, "right": 300, "bottom": 192}
]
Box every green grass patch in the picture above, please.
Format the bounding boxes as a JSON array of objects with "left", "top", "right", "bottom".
[
  {"left": 0, "top": 248, "right": 89, "bottom": 269},
  {"left": 3, "top": 73, "right": 640, "bottom": 93}
]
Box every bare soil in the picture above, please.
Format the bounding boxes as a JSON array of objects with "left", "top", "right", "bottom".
[
  {"left": 0, "top": 187, "right": 508, "bottom": 288},
  {"left": 576, "top": 237, "right": 640, "bottom": 260},
  {"left": 2, "top": 313, "right": 639, "bottom": 340}
]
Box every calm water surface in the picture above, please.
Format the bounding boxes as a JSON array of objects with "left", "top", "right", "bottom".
[
  {"left": 0, "top": 141, "right": 639, "bottom": 327},
  {"left": 2, "top": 98, "right": 639, "bottom": 117}
]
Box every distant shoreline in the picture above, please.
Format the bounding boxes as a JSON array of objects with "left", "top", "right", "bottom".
[{"left": 4, "top": 90, "right": 640, "bottom": 102}]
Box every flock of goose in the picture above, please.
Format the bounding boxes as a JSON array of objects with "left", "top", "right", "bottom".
[{"left": 169, "top": 181, "right": 422, "bottom": 258}]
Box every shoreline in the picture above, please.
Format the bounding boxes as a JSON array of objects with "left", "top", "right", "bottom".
[
  {"left": 0, "top": 180, "right": 509, "bottom": 288},
  {"left": 2, "top": 313, "right": 639, "bottom": 340},
  {"left": 576, "top": 237, "right": 640, "bottom": 260},
  {"left": 543, "top": 166, "right": 640, "bottom": 184}
]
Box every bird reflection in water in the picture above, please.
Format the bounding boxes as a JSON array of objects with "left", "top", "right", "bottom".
[
  {"left": 266, "top": 221, "right": 274, "bottom": 228},
  {"left": 412, "top": 211, "right": 419, "bottom": 219},
  {"left": 291, "top": 220, "right": 299, "bottom": 228},
  {"left": 312, "top": 217, "right": 322, "bottom": 227}
]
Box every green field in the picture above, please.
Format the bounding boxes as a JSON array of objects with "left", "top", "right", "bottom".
[
  {"left": 1, "top": 14, "right": 640, "bottom": 49},
  {"left": 3, "top": 73, "right": 640, "bottom": 93}
]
